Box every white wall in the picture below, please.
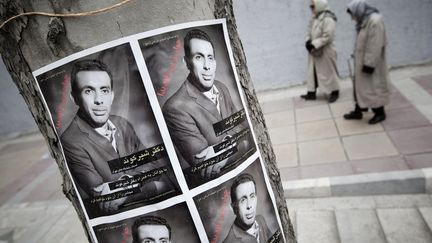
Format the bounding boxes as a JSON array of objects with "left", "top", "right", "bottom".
[{"left": 234, "top": 0, "right": 432, "bottom": 91}]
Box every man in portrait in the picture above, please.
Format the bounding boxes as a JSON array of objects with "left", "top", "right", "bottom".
[
  {"left": 132, "top": 216, "right": 172, "bottom": 243},
  {"left": 61, "top": 59, "right": 164, "bottom": 215},
  {"left": 223, "top": 173, "right": 271, "bottom": 243},
  {"left": 162, "top": 29, "right": 251, "bottom": 185}
]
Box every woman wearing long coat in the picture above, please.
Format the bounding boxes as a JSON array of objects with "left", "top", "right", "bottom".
[
  {"left": 345, "top": 0, "right": 390, "bottom": 124},
  {"left": 301, "top": 0, "right": 340, "bottom": 103}
]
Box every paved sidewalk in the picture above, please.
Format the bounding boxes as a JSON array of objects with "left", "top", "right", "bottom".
[
  {"left": 288, "top": 193, "right": 432, "bottom": 243},
  {"left": 0, "top": 64, "right": 431, "bottom": 242},
  {"left": 258, "top": 63, "right": 432, "bottom": 183},
  {"left": 0, "top": 134, "right": 86, "bottom": 242}
]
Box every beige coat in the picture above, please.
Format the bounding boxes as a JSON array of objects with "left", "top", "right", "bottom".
[
  {"left": 353, "top": 13, "right": 390, "bottom": 108},
  {"left": 307, "top": 12, "right": 340, "bottom": 94}
]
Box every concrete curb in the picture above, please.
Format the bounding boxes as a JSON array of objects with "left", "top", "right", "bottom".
[{"left": 283, "top": 168, "right": 432, "bottom": 198}]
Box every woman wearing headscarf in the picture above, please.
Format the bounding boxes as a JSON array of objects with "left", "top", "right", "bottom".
[
  {"left": 301, "top": 0, "right": 340, "bottom": 103},
  {"left": 344, "top": 0, "right": 390, "bottom": 124}
]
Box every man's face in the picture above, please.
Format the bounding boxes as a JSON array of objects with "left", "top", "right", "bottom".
[
  {"left": 185, "top": 38, "right": 217, "bottom": 91},
  {"left": 73, "top": 70, "right": 114, "bottom": 128},
  {"left": 137, "top": 224, "right": 170, "bottom": 243},
  {"left": 233, "top": 181, "right": 257, "bottom": 228}
]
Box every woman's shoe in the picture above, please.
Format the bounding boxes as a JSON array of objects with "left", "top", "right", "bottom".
[
  {"left": 369, "top": 107, "right": 386, "bottom": 124},
  {"left": 328, "top": 90, "right": 339, "bottom": 103},
  {"left": 368, "top": 113, "right": 386, "bottom": 124},
  {"left": 343, "top": 110, "right": 363, "bottom": 120},
  {"left": 300, "top": 91, "right": 316, "bottom": 100}
]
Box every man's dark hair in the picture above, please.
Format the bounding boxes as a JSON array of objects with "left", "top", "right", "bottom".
[
  {"left": 70, "top": 59, "right": 113, "bottom": 98},
  {"left": 183, "top": 29, "right": 215, "bottom": 58},
  {"left": 230, "top": 173, "right": 257, "bottom": 205},
  {"left": 131, "top": 215, "right": 171, "bottom": 243}
]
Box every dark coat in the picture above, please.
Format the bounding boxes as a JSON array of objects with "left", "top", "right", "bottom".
[
  {"left": 162, "top": 79, "right": 237, "bottom": 167},
  {"left": 222, "top": 215, "right": 271, "bottom": 243},
  {"left": 61, "top": 115, "right": 150, "bottom": 197}
]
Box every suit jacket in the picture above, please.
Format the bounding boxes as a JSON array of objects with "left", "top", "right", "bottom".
[
  {"left": 222, "top": 215, "right": 271, "bottom": 243},
  {"left": 60, "top": 115, "right": 149, "bottom": 198},
  {"left": 162, "top": 79, "right": 238, "bottom": 168}
]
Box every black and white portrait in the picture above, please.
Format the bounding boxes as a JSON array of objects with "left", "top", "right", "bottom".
[
  {"left": 193, "top": 159, "right": 283, "bottom": 243},
  {"left": 36, "top": 44, "right": 180, "bottom": 219},
  {"left": 93, "top": 202, "right": 200, "bottom": 243},
  {"left": 140, "top": 24, "right": 256, "bottom": 189}
]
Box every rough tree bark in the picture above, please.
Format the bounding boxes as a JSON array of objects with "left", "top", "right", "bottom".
[{"left": 0, "top": 0, "right": 296, "bottom": 242}]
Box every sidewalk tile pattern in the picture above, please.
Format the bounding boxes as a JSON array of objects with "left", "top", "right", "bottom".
[
  {"left": 296, "top": 210, "right": 340, "bottom": 243},
  {"left": 335, "top": 209, "right": 386, "bottom": 243},
  {"left": 298, "top": 138, "right": 346, "bottom": 165},
  {"left": 377, "top": 208, "right": 432, "bottom": 243},
  {"left": 289, "top": 194, "right": 432, "bottom": 243},
  {"left": 1, "top": 66, "right": 432, "bottom": 241},
  {"left": 260, "top": 67, "right": 432, "bottom": 181}
]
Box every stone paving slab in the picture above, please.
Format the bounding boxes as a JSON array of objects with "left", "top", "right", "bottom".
[
  {"left": 406, "top": 153, "right": 432, "bottom": 169},
  {"left": 335, "top": 209, "right": 386, "bottom": 243},
  {"left": 288, "top": 194, "right": 432, "bottom": 243},
  {"left": 417, "top": 104, "right": 432, "bottom": 123},
  {"left": 295, "top": 104, "right": 332, "bottom": 123},
  {"left": 392, "top": 79, "right": 432, "bottom": 106},
  {"left": 279, "top": 167, "right": 300, "bottom": 181},
  {"left": 386, "top": 90, "right": 413, "bottom": 110},
  {"left": 298, "top": 138, "right": 346, "bottom": 165},
  {"left": 329, "top": 100, "right": 354, "bottom": 118},
  {"left": 0, "top": 157, "right": 54, "bottom": 205},
  {"left": 0, "top": 200, "right": 70, "bottom": 242},
  {"left": 334, "top": 116, "right": 383, "bottom": 136},
  {"left": 264, "top": 109, "right": 295, "bottom": 127},
  {"left": 0, "top": 144, "right": 49, "bottom": 192},
  {"left": 269, "top": 125, "right": 296, "bottom": 144},
  {"left": 383, "top": 106, "right": 430, "bottom": 131},
  {"left": 419, "top": 207, "right": 432, "bottom": 233},
  {"left": 342, "top": 132, "right": 399, "bottom": 161},
  {"left": 413, "top": 74, "right": 432, "bottom": 96},
  {"left": 388, "top": 126, "right": 432, "bottom": 155},
  {"left": 377, "top": 208, "right": 432, "bottom": 243},
  {"left": 260, "top": 98, "right": 294, "bottom": 114},
  {"left": 300, "top": 161, "right": 354, "bottom": 179},
  {"left": 38, "top": 207, "right": 87, "bottom": 243},
  {"left": 21, "top": 167, "right": 62, "bottom": 203},
  {"left": 296, "top": 119, "right": 338, "bottom": 142},
  {"left": 350, "top": 156, "right": 409, "bottom": 174},
  {"left": 296, "top": 210, "right": 340, "bottom": 243},
  {"left": 273, "top": 143, "right": 298, "bottom": 168}
]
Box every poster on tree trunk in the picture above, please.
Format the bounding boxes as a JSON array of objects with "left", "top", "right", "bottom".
[{"left": 33, "top": 19, "right": 285, "bottom": 243}]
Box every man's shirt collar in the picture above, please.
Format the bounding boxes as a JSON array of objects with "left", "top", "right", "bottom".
[{"left": 94, "top": 119, "right": 118, "bottom": 151}]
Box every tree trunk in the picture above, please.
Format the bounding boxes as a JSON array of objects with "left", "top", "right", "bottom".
[{"left": 0, "top": 0, "right": 295, "bottom": 242}]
